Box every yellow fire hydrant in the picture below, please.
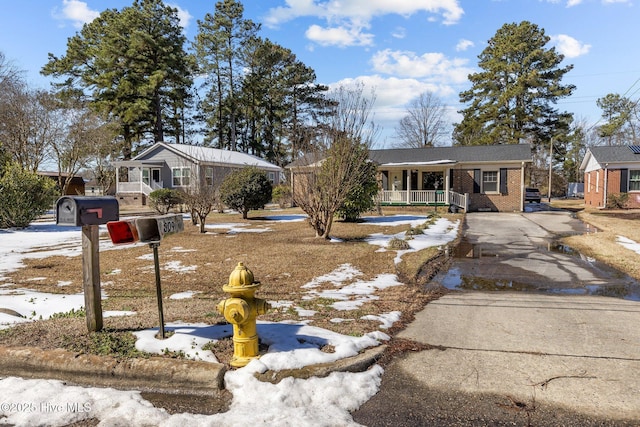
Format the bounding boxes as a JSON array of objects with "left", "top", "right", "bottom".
[{"left": 217, "top": 262, "right": 270, "bottom": 368}]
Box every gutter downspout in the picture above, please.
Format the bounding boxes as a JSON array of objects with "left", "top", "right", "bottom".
[
  {"left": 603, "top": 164, "right": 608, "bottom": 209},
  {"left": 520, "top": 161, "right": 525, "bottom": 212}
]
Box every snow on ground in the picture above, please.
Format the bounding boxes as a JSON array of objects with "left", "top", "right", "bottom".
[
  {"left": 0, "top": 213, "right": 457, "bottom": 426},
  {"left": 366, "top": 217, "right": 459, "bottom": 264},
  {"left": 617, "top": 235, "right": 640, "bottom": 255}
]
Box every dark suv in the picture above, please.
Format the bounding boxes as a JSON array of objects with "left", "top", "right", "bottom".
[{"left": 524, "top": 187, "right": 541, "bottom": 203}]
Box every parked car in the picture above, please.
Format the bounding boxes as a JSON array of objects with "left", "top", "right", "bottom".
[{"left": 524, "top": 187, "right": 542, "bottom": 203}]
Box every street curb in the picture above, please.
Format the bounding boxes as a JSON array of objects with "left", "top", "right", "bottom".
[
  {"left": 0, "top": 344, "right": 387, "bottom": 394},
  {"left": 0, "top": 346, "right": 226, "bottom": 396}
]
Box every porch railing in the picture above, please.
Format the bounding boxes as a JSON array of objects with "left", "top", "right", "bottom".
[
  {"left": 117, "top": 181, "right": 163, "bottom": 196},
  {"left": 379, "top": 190, "right": 467, "bottom": 211}
]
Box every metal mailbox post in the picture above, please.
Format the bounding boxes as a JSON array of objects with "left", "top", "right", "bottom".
[
  {"left": 106, "top": 213, "right": 184, "bottom": 339},
  {"left": 134, "top": 214, "right": 184, "bottom": 339},
  {"left": 56, "top": 196, "right": 119, "bottom": 332}
]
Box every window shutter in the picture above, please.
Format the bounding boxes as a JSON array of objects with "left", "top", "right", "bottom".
[
  {"left": 473, "top": 169, "right": 481, "bottom": 193},
  {"left": 620, "top": 169, "right": 628, "bottom": 193},
  {"left": 500, "top": 168, "right": 508, "bottom": 194}
]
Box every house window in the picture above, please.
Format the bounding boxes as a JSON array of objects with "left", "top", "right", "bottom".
[
  {"left": 172, "top": 167, "right": 190, "bottom": 187},
  {"left": 268, "top": 171, "right": 275, "bottom": 184},
  {"left": 205, "top": 167, "right": 214, "bottom": 186},
  {"left": 142, "top": 169, "right": 150, "bottom": 186},
  {"left": 629, "top": 170, "right": 640, "bottom": 191},
  {"left": 482, "top": 171, "right": 498, "bottom": 192}
]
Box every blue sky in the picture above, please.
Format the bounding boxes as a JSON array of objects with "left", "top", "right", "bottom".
[{"left": 0, "top": 0, "right": 638, "bottom": 147}]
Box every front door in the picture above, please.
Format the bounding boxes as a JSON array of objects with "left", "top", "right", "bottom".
[{"left": 151, "top": 168, "right": 161, "bottom": 185}]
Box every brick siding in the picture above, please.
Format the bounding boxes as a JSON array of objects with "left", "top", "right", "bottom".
[{"left": 451, "top": 168, "right": 523, "bottom": 212}]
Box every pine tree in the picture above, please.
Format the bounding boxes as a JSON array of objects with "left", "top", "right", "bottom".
[
  {"left": 42, "top": 0, "right": 194, "bottom": 159},
  {"left": 454, "top": 21, "right": 575, "bottom": 148}
]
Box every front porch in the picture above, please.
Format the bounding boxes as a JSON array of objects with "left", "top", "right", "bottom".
[
  {"left": 378, "top": 190, "right": 468, "bottom": 211},
  {"left": 115, "top": 161, "right": 166, "bottom": 197}
]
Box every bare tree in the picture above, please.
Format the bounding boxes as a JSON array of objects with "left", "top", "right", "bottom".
[
  {"left": 394, "top": 91, "right": 448, "bottom": 148},
  {"left": 292, "top": 85, "right": 379, "bottom": 239},
  {"left": 0, "top": 84, "right": 58, "bottom": 171},
  {"left": 182, "top": 164, "right": 227, "bottom": 233}
]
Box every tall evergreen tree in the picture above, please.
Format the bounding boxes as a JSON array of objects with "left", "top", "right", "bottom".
[
  {"left": 194, "top": 0, "right": 260, "bottom": 151},
  {"left": 42, "top": 0, "right": 194, "bottom": 159},
  {"left": 597, "top": 93, "right": 636, "bottom": 145},
  {"left": 454, "top": 21, "right": 575, "bottom": 148}
]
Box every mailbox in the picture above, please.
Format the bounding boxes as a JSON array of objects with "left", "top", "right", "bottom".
[
  {"left": 135, "top": 214, "right": 184, "bottom": 243},
  {"left": 56, "top": 196, "right": 119, "bottom": 226},
  {"left": 106, "top": 220, "right": 139, "bottom": 244}
]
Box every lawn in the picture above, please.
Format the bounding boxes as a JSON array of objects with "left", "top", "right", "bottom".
[
  {"left": 551, "top": 198, "right": 640, "bottom": 280},
  {"left": 0, "top": 207, "right": 461, "bottom": 365}
]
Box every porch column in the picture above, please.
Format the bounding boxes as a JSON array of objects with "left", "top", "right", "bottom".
[
  {"left": 406, "top": 169, "right": 411, "bottom": 205},
  {"left": 445, "top": 168, "right": 450, "bottom": 205},
  {"left": 115, "top": 167, "right": 119, "bottom": 194}
]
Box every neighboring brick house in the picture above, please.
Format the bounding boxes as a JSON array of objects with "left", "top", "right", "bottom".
[
  {"left": 369, "top": 144, "right": 532, "bottom": 212},
  {"left": 580, "top": 146, "right": 640, "bottom": 208},
  {"left": 287, "top": 144, "right": 533, "bottom": 213}
]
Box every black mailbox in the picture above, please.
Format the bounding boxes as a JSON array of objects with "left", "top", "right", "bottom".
[{"left": 56, "top": 196, "right": 119, "bottom": 226}]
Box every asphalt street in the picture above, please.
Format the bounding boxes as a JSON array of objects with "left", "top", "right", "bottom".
[{"left": 353, "top": 210, "right": 640, "bottom": 426}]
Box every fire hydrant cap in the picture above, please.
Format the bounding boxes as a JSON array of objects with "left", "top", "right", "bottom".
[{"left": 223, "top": 262, "right": 261, "bottom": 292}]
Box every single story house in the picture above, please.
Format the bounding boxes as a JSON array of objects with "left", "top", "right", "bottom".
[
  {"left": 370, "top": 144, "right": 532, "bottom": 212},
  {"left": 287, "top": 144, "right": 533, "bottom": 213},
  {"left": 579, "top": 145, "right": 640, "bottom": 208},
  {"left": 114, "top": 142, "right": 283, "bottom": 206}
]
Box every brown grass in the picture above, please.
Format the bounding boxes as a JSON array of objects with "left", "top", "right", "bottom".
[
  {"left": 552, "top": 202, "right": 640, "bottom": 280},
  {"left": 0, "top": 207, "right": 460, "bottom": 362}
]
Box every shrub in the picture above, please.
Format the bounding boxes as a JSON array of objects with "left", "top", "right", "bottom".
[
  {"left": 0, "top": 163, "right": 58, "bottom": 228},
  {"left": 148, "top": 188, "right": 183, "bottom": 214},
  {"left": 272, "top": 184, "right": 291, "bottom": 208},
  {"left": 337, "top": 161, "right": 378, "bottom": 222},
  {"left": 220, "top": 167, "right": 272, "bottom": 219},
  {"left": 388, "top": 237, "right": 411, "bottom": 250},
  {"left": 607, "top": 192, "right": 629, "bottom": 209},
  {"left": 608, "top": 193, "right": 627, "bottom": 208}
]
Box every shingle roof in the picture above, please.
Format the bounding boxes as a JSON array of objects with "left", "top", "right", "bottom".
[
  {"left": 369, "top": 144, "right": 532, "bottom": 165},
  {"left": 136, "top": 143, "right": 282, "bottom": 170},
  {"left": 587, "top": 146, "right": 640, "bottom": 163}
]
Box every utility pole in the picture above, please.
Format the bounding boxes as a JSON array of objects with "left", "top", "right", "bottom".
[{"left": 548, "top": 137, "right": 553, "bottom": 203}]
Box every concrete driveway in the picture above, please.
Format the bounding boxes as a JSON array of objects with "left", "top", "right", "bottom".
[
  {"left": 354, "top": 211, "right": 640, "bottom": 425},
  {"left": 439, "top": 211, "right": 640, "bottom": 296}
]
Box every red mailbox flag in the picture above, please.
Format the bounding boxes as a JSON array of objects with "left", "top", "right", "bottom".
[{"left": 106, "top": 220, "right": 139, "bottom": 244}]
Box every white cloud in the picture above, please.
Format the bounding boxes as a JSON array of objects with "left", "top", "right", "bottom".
[
  {"left": 392, "top": 27, "right": 407, "bottom": 39},
  {"left": 167, "top": 3, "right": 193, "bottom": 30},
  {"left": 265, "top": 0, "right": 464, "bottom": 46},
  {"left": 371, "top": 49, "right": 473, "bottom": 83},
  {"left": 306, "top": 24, "right": 374, "bottom": 47},
  {"left": 551, "top": 34, "right": 591, "bottom": 58},
  {"left": 54, "top": 0, "right": 99, "bottom": 28},
  {"left": 456, "top": 39, "right": 474, "bottom": 51}
]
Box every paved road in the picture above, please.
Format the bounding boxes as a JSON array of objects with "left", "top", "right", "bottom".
[{"left": 353, "top": 211, "right": 640, "bottom": 426}]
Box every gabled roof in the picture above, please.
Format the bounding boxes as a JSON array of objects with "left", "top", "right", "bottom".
[
  {"left": 585, "top": 146, "right": 640, "bottom": 164},
  {"left": 370, "top": 144, "right": 532, "bottom": 166},
  {"left": 134, "top": 142, "right": 282, "bottom": 171}
]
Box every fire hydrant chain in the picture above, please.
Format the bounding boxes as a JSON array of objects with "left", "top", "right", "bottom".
[{"left": 217, "top": 263, "right": 271, "bottom": 368}]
